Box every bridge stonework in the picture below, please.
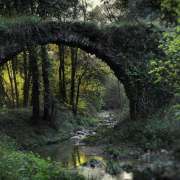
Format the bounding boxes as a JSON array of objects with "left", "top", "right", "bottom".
[{"left": 0, "top": 21, "right": 172, "bottom": 120}]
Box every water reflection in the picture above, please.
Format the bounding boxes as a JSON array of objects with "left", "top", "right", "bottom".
[
  {"left": 70, "top": 146, "right": 88, "bottom": 167},
  {"left": 34, "top": 141, "right": 133, "bottom": 180},
  {"left": 34, "top": 140, "right": 103, "bottom": 168}
]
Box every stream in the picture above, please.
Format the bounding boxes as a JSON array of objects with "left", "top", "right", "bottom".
[{"left": 33, "top": 111, "right": 180, "bottom": 180}]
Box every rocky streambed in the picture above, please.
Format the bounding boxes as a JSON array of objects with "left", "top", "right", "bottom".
[{"left": 33, "top": 111, "right": 180, "bottom": 180}]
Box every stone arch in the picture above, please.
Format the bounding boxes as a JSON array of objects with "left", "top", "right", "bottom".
[{"left": 0, "top": 21, "right": 172, "bottom": 120}]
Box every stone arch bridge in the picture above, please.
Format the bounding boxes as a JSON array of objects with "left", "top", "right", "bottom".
[{"left": 0, "top": 21, "right": 172, "bottom": 120}]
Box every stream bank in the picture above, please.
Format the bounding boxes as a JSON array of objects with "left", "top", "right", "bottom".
[
  {"left": 2, "top": 108, "right": 179, "bottom": 179},
  {"left": 32, "top": 110, "right": 180, "bottom": 180}
]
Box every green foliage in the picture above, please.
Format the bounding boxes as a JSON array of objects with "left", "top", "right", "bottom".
[
  {"left": 172, "top": 104, "right": 180, "bottom": 121},
  {"left": 49, "top": 45, "right": 111, "bottom": 114},
  {"left": 75, "top": 116, "right": 99, "bottom": 127},
  {"left": 106, "top": 103, "right": 180, "bottom": 150},
  {"left": 0, "top": 16, "right": 41, "bottom": 29},
  {"left": 0, "top": 108, "right": 92, "bottom": 180},
  {"left": 149, "top": 25, "right": 180, "bottom": 93},
  {"left": 103, "top": 75, "right": 129, "bottom": 110},
  {"left": 106, "top": 160, "right": 123, "bottom": 175},
  {"left": 106, "top": 159, "right": 132, "bottom": 175},
  {"left": 0, "top": 134, "right": 18, "bottom": 151},
  {"left": 0, "top": 108, "right": 54, "bottom": 148},
  {"left": 0, "top": 108, "right": 101, "bottom": 148},
  {"left": 0, "top": 138, "right": 84, "bottom": 180},
  {"left": 160, "top": 0, "right": 180, "bottom": 23},
  {"left": 0, "top": 0, "right": 80, "bottom": 19},
  {"left": 105, "top": 146, "right": 130, "bottom": 159},
  {"left": 0, "top": 151, "right": 57, "bottom": 180},
  {"left": 101, "top": 0, "right": 179, "bottom": 24}
]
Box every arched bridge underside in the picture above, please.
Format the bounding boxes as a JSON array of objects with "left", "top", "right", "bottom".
[{"left": 0, "top": 21, "right": 172, "bottom": 120}]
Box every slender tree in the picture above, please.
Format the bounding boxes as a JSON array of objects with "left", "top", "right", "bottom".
[
  {"left": 70, "top": 48, "right": 78, "bottom": 109},
  {"left": 58, "top": 44, "right": 67, "bottom": 102},
  {"left": 6, "top": 62, "right": 15, "bottom": 107},
  {"left": 23, "top": 51, "right": 31, "bottom": 107},
  {"left": 12, "top": 57, "right": 19, "bottom": 107}
]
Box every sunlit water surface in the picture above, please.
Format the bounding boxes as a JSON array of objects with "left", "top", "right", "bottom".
[{"left": 34, "top": 140, "right": 133, "bottom": 180}]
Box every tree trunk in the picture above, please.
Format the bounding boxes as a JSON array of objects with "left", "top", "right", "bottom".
[
  {"left": 6, "top": 62, "right": 15, "bottom": 108},
  {"left": 0, "top": 67, "right": 11, "bottom": 106},
  {"left": 0, "top": 77, "right": 11, "bottom": 106},
  {"left": 70, "top": 48, "right": 78, "bottom": 109},
  {"left": 124, "top": 79, "right": 173, "bottom": 120},
  {"left": 117, "top": 80, "right": 122, "bottom": 108},
  {"left": 41, "top": 45, "right": 52, "bottom": 122},
  {"left": 81, "top": 0, "right": 88, "bottom": 22},
  {"left": 73, "top": 70, "right": 86, "bottom": 115},
  {"left": 58, "top": 44, "right": 67, "bottom": 102},
  {"left": 12, "top": 57, "right": 19, "bottom": 107},
  {"left": 23, "top": 51, "right": 31, "bottom": 107},
  {"left": 0, "top": 70, "right": 6, "bottom": 106},
  {"left": 28, "top": 47, "right": 40, "bottom": 123},
  {"left": 74, "top": 76, "right": 82, "bottom": 115},
  {"left": 111, "top": 60, "right": 173, "bottom": 121}
]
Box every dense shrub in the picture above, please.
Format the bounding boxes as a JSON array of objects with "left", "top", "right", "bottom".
[
  {"left": 111, "top": 103, "right": 180, "bottom": 150},
  {"left": 0, "top": 136, "right": 85, "bottom": 180}
]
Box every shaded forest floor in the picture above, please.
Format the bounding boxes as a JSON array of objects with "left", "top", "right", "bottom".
[
  {"left": 0, "top": 105, "right": 100, "bottom": 180},
  {"left": 0, "top": 101, "right": 180, "bottom": 155},
  {"left": 0, "top": 106, "right": 99, "bottom": 149},
  {"left": 0, "top": 100, "right": 180, "bottom": 179}
]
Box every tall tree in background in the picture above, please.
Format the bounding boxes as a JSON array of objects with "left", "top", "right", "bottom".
[
  {"left": 12, "top": 57, "right": 19, "bottom": 107},
  {"left": 101, "top": 0, "right": 179, "bottom": 24},
  {"left": 58, "top": 44, "right": 67, "bottom": 102},
  {"left": 28, "top": 47, "right": 40, "bottom": 123},
  {"left": 70, "top": 48, "right": 78, "bottom": 112},
  {"left": 0, "top": 68, "right": 8, "bottom": 106},
  {"left": 41, "top": 45, "right": 53, "bottom": 122},
  {"left": 23, "top": 51, "right": 31, "bottom": 107},
  {"left": 6, "top": 62, "right": 15, "bottom": 107}
]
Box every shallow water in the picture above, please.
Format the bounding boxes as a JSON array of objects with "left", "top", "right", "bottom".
[
  {"left": 34, "top": 139, "right": 133, "bottom": 180},
  {"left": 34, "top": 111, "right": 117, "bottom": 168},
  {"left": 33, "top": 111, "right": 179, "bottom": 179},
  {"left": 34, "top": 140, "right": 103, "bottom": 168}
]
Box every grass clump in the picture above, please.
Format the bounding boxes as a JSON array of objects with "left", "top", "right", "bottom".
[
  {"left": 106, "top": 160, "right": 133, "bottom": 175},
  {"left": 106, "top": 160, "right": 123, "bottom": 175},
  {"left": 105, "top": 146, "right": 134, "bottom": 159}
]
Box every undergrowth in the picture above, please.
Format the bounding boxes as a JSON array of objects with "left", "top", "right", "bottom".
[
  {"left": 0, "top": 135, "right": 84, "bottom": 180},
  {"left": 0, "top": 106, "right": 100, "bottom": 180},
  {"left": 115, "top": 103, "right": 180, "bottom": 150},
  {"left": 85, "top": 102, "right": 180, "bottom": 151},
  {"left": 0, "top": 106, "right": 99, "bottom": 148},
  {"left": 0, "top": 106, "right": 93, "bottom": 180}
]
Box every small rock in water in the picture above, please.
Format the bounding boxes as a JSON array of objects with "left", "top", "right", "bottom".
[
  {"left": 160, "top": 149, "right": 169, "bottom": 154},
  {"left": 92, "top": 131, "right": 96, "bottom": 135},
  {"left": 83, "top": 159, "right": 105, "bottom": 168},
  {"left": 76, "top": 130, "right": 87, "bottom": 135}
]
